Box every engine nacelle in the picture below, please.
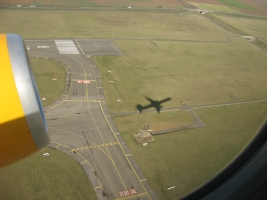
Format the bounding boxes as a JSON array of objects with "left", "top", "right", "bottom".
[{"left": 0, "top": 34, "right": 49, "bottom": 168}]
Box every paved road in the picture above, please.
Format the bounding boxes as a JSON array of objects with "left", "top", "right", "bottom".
[{"left": 25, "top": 39, "right": 158, "bottom": 200}]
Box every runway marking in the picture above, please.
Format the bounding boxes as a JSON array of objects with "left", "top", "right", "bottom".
[
  {"left": 99, "top": 103, "right": 153, "bottom": 200},
  {"left": 77, "top": 80, "right": 90, "bottom": 83},
  {"left": 140, "top": 179, "right": 147, "bottom": 182},
  {"left": 118, "top": 188, "right": 138, "bottom": 198},
  {"left": 51, "top": 141, "right": 95, "bottom": 168},
  {"left": 37, "top": 46, "right": 50, "bottom": 48},
  {"left": 94, "top": 42, "right": 100, "bottom": 50},
  {"left": 84, "top": 57, "right": 128, "bottom": 190},
  {"left": 59, "top": 96, "right": 85, "bottom": 119},
  {"left": 55, "top": 40, "right": 79, "bottom": 54},
  {"left": 116, "top": 192, "right": 148, "bottom": 200},
  {"left": 126, "top": 154, "right": 132, "bottom": 157},
  {"left": 49, "top": 127, "right": 111, "bottom": 159},
  {"left": 93, "top": 186, "right": 103, "bottom": 190},
  {"left": 81, "top": 160, "right": 87, "bottom": 164},
  {"left": 75, "top": 39, "right": 84, "bottom": 55},
  {"left": 71, "top": 79, "right": 95, "bottom": 82},
  {"left": 73, "top": 142, "right": 119, "bottom": 151}
]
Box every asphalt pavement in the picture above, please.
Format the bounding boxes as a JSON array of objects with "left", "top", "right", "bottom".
[{"left": 25, "top": 39, "right": 158, "bottom": 200}]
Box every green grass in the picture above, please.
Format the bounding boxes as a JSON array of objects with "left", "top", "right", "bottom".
[
  {"left": 118, "top": 102, "right": 267, "bottom": 199},
  {"left": 0, "top": 148, "right": 97, "bottom": 200},
  {"left": 213, "top": 14, "right": 267, "bottom": 38},
  {"left": 94, "top": 33, "right": 267, "bottom": 199},
  {"left": 219, "top": 0, "right": 256, "bottom": 9},
  {"left": 0, "top": 0, "right": 182, "bottom": 7},
  {"left": 0, "top": 10, "right": 229, "bottom": 40},
  {"left": 31, "top": 58, "right": 66, "bottom": 107},
  {"left": 113, "top": 111, "right": 193, "bottom": 134},
  {"left": 94, "top": 38, "right": 267, "bottom": 113}
]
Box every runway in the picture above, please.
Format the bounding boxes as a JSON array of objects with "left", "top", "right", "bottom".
[{"left": 25, "top": 39, "right": 158, "bottom": 200}]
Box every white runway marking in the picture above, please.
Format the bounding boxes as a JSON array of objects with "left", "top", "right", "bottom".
[
  {"left": 55, "top": 40, "right": 79, "bottom": 54},
  {"left": 37, "top": 46, "right": 50, "bottom": 48}
]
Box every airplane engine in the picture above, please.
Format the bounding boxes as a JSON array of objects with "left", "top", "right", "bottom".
[{"left": 0, "top": 34, "right": 49, "bottom": 168}]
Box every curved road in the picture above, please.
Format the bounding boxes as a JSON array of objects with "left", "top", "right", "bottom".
[{"left": 25, "top": 39, "right": 158, "bottom": 200}]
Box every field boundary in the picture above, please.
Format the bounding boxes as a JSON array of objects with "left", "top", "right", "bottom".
[{"left": 203, "top": 13, "right": 267, "bottom": 51}]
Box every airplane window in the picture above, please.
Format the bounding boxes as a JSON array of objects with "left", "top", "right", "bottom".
[{"left": 0, "top": 0, "right": 266, "bottom": 199}]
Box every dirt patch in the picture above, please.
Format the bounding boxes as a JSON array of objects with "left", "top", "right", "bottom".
[
  {"left": 240, "top": 0, "right": 267, "bottom": 10},
  {"left": 236, "top": 8, "right": 267, "bottom": 17},
  {"left": 236, "top": 0, "right": 267, "bottom": 16},
  {"left": 185, "top": 0, "right": 224, "bottom": 5}
]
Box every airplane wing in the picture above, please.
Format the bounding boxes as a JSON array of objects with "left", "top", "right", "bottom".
[{"left": 0, "top": 34, "right": 49, "bottom": 168}]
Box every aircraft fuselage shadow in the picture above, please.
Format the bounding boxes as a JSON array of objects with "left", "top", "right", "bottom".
[{"left": 135, "top": 96, "right": 171, "bottom": 113}]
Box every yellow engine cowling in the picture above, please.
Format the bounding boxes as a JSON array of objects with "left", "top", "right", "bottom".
[{"left": 0, "top": 34, "right": 49, "bottom": 168}]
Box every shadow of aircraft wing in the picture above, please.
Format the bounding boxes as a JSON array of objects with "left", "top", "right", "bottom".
[
  {"left": 159, "top": 97, "right": 171, "bottom": 104},
  {"left": 144, "top": 96, "right": 154, "bottom": 103}
]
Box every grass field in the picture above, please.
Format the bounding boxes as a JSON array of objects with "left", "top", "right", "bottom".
[
  {"left": 0, "top": 0, "right": 181, "bottom": 7},
  {"left": 94, "top": 37, "right": 267, "bottom": 113},
  {"left": 0, "top": 148, "right": 97, "bottom": 200},
  {"left": 115, "top": 102, "right": 267, "bottom": 199},
  {"left": 218, "top": 0, "right": 255, "bottom": 9},
  {"left": 0, "top": 10, "right": 229, "bottom": 40},
  {"left": 213, "top": 14, "right": 267, "bottom": 38},
  {"left": 93, "top": 29, "right": 267, "bottom": 198},
  {"left": 113, "top": 111, "right": 194, "bottom": 134},
  {"left": 30, "top": 58, "right": 66, "bottom": 107}
]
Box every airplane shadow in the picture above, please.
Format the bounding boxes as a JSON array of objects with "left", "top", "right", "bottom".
[{"left": 135, "top": 96, "right": 171, "bottom": 113}]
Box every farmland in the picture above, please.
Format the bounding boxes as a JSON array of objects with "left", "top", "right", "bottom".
[
  {"left": 213, "top": 14, "right": 267, "bottom": 38},
  {"left": 0, "top": 0, "right": 181, "bottom": 7},
  {"left": 218, "top": 0, "right": 255, "bottom": 9},
  {"left": 0, "top": 10, "right": 229, "bottom": 40}
]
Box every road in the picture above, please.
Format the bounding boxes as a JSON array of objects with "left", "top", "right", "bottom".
[{"left": 25, "top": 39, "right": 158, "bottom": 200}]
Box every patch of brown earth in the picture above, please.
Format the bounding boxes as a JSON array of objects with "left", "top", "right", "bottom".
[
  {"left": 238, "top": 0, "right": 267, "bottom": 16},
  {"left": 185, "top": 0, "right": 224, "bottom": 5}
]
